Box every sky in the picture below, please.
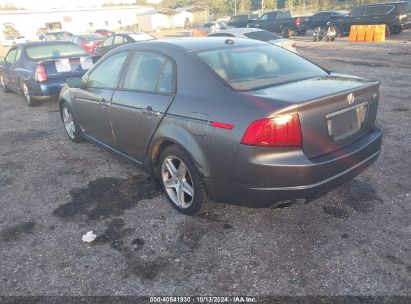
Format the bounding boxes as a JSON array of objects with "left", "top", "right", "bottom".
[{"left": 0, "top": 0, "right": 137, "bottom": 10}]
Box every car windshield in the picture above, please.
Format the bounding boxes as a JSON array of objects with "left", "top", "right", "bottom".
[
  {"left": 244, "top": 30, "right": 281, "bottom": 42},
  {"left": 198, "top": 45, "right": 327, "bottom": 91},
  {"left": 83, "top": 35, "right": 104, "bottom": 41},
  {"left": 26, "top": 43, "right": 88, "bottom": 60},
  {"left": 46, "top": 32, "right": 68, "bottom": 40}
]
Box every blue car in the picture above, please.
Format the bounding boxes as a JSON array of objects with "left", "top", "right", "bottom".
[{"left": 0, "top": 41, "right": 94, "bottom": 106}]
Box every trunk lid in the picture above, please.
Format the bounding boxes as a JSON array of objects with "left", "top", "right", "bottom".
[
  {"left": 38, "top": 56, "right": 94, "bottom": 79},
  {"left": 249, "top": 74, "right": 380, "bottom": 159}
]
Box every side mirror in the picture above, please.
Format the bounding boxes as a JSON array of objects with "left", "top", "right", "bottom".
[{"left": 67, "top": 77, "right": 83, "bottom": 88}]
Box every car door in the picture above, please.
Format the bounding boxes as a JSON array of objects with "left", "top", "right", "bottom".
[
  {"left": 257, "top": 14, "right": 268, "bottom": 29},
  {"left": 343, "top": 7, "right": 365, "bottom": 33},
  {"left": 72, "top": 51, "right": 130, "bottom": 147},
  {"left": 3, "top": 48, "right": 20, "bottom": 90},
  {"left": 110, "top": 51, "right": 176, "bottom": 161},
  {"left": 362, "top": 6, "right": 378, "bottom": 25}
]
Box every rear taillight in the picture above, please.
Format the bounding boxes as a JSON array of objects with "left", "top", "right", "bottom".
[
  {"left": 241, "top": 114, "right": 302, "bottom": 147},
  {"left": 35, "top": 64, "right": 47, "bottom": 82},
  {"left": 295, "top": 17, "right": 301, "bottom": 26}
]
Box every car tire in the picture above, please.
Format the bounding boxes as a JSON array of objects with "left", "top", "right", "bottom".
[
  {"left": 281, "top": 27, "right": 291, "bottom": 38},
  {"left": 1, "top": 74, "right": 11, "bottom": 93},
  {"left": 385, "top": 24, "right": 391, "bottom": 36},
  {"left": 60, "top": 101, "right": 83, "bottom": 143},
  {"left": 20, "top": 80, "right": 38, "bottom": 106},
  {"left": 158, "top": 145, "right": 214, "bottom": 216}
]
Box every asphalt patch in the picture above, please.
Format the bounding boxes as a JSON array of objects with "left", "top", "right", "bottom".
[
  {"left": 337, "top": 180, "right": 382, "bottom": 213},
  {"left": 1, "top": 220, "right": 36, "bottom": 242},
  {"left": 333, "top": 58, "right": 389, "bottom": 68},
  {"left": 322, "top": 206, "right": 349, "bottom": 218},
  {"left": 95, "top": 218, "right": 134, "bottom": 250},
  {"left": 53, "top": 175, "right": 161, "bottom": 222}
]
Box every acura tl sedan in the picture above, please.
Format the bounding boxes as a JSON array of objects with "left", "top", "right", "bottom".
[{"left": 59, "top": 37, "right": 382, "bottom": 215}]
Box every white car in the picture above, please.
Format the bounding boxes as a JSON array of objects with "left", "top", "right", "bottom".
[
  {"left": 200, "top": 22, "right": 230, "bottom": 33},
  {"left": 207, "top": 28, "right": 297, "bottom": 53},
  {"left": 1, "top": 36, "right": 29, "bottom": 47}
]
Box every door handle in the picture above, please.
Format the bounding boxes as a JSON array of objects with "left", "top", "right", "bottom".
[{"left": 143, "top": 106, "right": 160, "bottom": 116}]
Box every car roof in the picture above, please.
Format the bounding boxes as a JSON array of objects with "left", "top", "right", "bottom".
[
  {"left": 210, "top": 28, "right": 268, "bottom": 36},
  {"left": 148, "top": 37, "right": 266, "bottom": 52},
  {"left": 18, "top": 41, "right": 77, "bottom": 47}
]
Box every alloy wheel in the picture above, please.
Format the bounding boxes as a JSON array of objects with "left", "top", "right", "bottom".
[
  {"left": 62, "top": 106, "right": 76, "bottom": 139},
  {"left": 161, "top": 156, "right": 194, "bottom": 209}
]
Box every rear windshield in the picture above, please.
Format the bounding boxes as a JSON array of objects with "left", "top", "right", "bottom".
[
  {"left": 244, "top": 30, "right": 281, "bottom": 41},
  {"left": 83, "top": 35, "right": 104, "bottom": 41},
  {"left": 198, "top": 45, "right": 327, "bottom": 91},
  {"left": 26, "top": 43, "right": 88, "bottom": 60}
]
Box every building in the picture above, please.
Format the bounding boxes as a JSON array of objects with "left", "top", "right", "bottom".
[
  {"left": 137, "top": 6, "right": 209, "bottom": 32},
  {"left": 0, "top": 6, "right": 154, "bottom": 40}
]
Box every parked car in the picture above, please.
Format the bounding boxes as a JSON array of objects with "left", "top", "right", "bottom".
[
  {"left": 93, "top": 32, "right": 155, "bottom": 57},
  {"left": 71, "top": 34, "right": 105, "bottom": 54},
  {"left": 0, "top": 41, "right": 94, "bottom": 106},
  {"left": 227, "top": 14, "right": 259, "bottom": 27},
  {"left": 200, "top": 21, "right": 229, "bottom": 33},
  {"left": 306, "top": 11, "right": 346, "bottom": 29},
  {"left": 1, "top": 36, "right": 29, "bottom": 47},
  {"left": 59, "top": 37, "right": 382, "bottom": 215},
  {"left": 95, "top": 29, "right": 113, "bottom": 37},
  {"left": 39, "top": 31, "right": 72, "bottom": 41},
  {"left": 247, "top": 10, "right": 309, "bottom": 37},
  {"left": 207, "top": 28, "right": 297, "bottom": 53},
  {"left": 332, "top": 1, "right": 411, "bottom": 35}
]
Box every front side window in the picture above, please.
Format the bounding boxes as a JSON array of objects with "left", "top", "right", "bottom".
[
  {"left": 259, "top": 14, "right": 268, "bottom": 21},
  {"left": 113, "top": 36, "right": 124, "bottom": 45},
  {"left": 350, "top": 7, "right": 364, "bottom": 17},
  {"left": 14, "top": 48, "right": 22, "bottom": 62},
  {"left": 87, "top": 52, "right": 128, "bottom": 89},
  {"left": 123, "top": 52, "right": 174, "bottom": 94},
  {"left": 198, "top": 45, "right": 327, "bottom": 91},
  {"left": 363, "top": 6, "right": 378, "bottom": 16}
]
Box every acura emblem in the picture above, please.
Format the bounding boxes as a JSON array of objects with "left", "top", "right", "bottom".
[{"left": 347, "top": 93, "right": 355, "bottom": 105}]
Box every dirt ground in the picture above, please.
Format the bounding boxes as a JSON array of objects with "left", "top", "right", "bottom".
[{"left": 0, "top": 30, "right": 410, "bottom": 297}]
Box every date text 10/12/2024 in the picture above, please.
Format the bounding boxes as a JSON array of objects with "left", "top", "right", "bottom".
[{"left": 149, "top": 296, "right": 257, "bottom": 303}]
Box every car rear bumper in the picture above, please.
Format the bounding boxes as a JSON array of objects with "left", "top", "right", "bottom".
[
  {"left": 205, "top": 127, "right": 382, "bottom": 208},
  {"left": 26, "top": 78, "right": 69, "bottom": 100}
]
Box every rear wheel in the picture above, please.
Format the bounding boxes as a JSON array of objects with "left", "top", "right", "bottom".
[
  {"left": 159, "top": 145, "right": 214, "bottom": 215},
  {"left": 61, "top": 101, "right": 83, "bottom": 143},
  {"left": 20, "top": 80, "right": 37, "bottom": 106},
  {"left": 1, "top": 74, "right": 11, "bottom": 93},
  {"left": 281, "top": 26, "right": 291, "bottom": 38},
  {"left": 385, "top": 24, "right": 391, "bottom": 36}
]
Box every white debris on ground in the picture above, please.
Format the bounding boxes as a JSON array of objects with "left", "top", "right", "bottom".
[{"left": 82, "top": 231, "right": 96, "bottom": 243}]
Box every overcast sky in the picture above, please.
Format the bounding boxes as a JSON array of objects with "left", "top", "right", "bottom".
[{"left": 0, "top": 0, "right": 136, "bottom": 10}]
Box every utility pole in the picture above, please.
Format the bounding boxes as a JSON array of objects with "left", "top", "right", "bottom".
[
  {"left": 234, "top": 0, "right": 237, "bottom": 16},
  {"left": 262, "top": 0, "right": 264, "bottom": 14}
]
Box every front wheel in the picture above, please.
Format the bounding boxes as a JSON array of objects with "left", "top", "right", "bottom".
[
  {"left": 281, "top": 27, "right": 291, "bottom": 38},
  {"left": 1, "top": 74, "right": 11, "bottom": 93},
  {"left": 61, "top": 101, "right": 83, "bottom": 143},
  {"left": 159, "top": 145, "right": 214, "bottom": 215}
]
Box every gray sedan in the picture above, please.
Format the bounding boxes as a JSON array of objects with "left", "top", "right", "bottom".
[
  {"left": 59, "top": 37, "right": 382, "bottom": 215},
  {"left": 207, "top": 28, "right": 297, "bottom": 53}
]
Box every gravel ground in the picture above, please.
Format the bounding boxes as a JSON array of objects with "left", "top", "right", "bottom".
[{"left": 0, "top": 31, "right": 410, "bottom": 297}]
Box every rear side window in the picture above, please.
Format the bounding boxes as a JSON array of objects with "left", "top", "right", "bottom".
[
  {"left": 5, "top": 49, "right": 17, "bottom": 63},
  {"left": 350, "top": 7, "right": 364, "bottom": 17},
  {"left": 123, "top": 52, "right": 174, "bottom": 93},
  {"left": 364, "top": 5, "right": 394, "bottom": 16},
  {"left": 102, "top": 36, "right": 114, "bottom": 46},
  {"left": 87, "top": 52, "right": 128, "bottom": 88},
  {"left": 198, "top": 45, "right": 327, "bottom": 91},
  {"left": 26, "top": 43, "right": 88, "bottom": 60},
  {"left": 244, "top": 30, "right": 281, "bottom": 42}
]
